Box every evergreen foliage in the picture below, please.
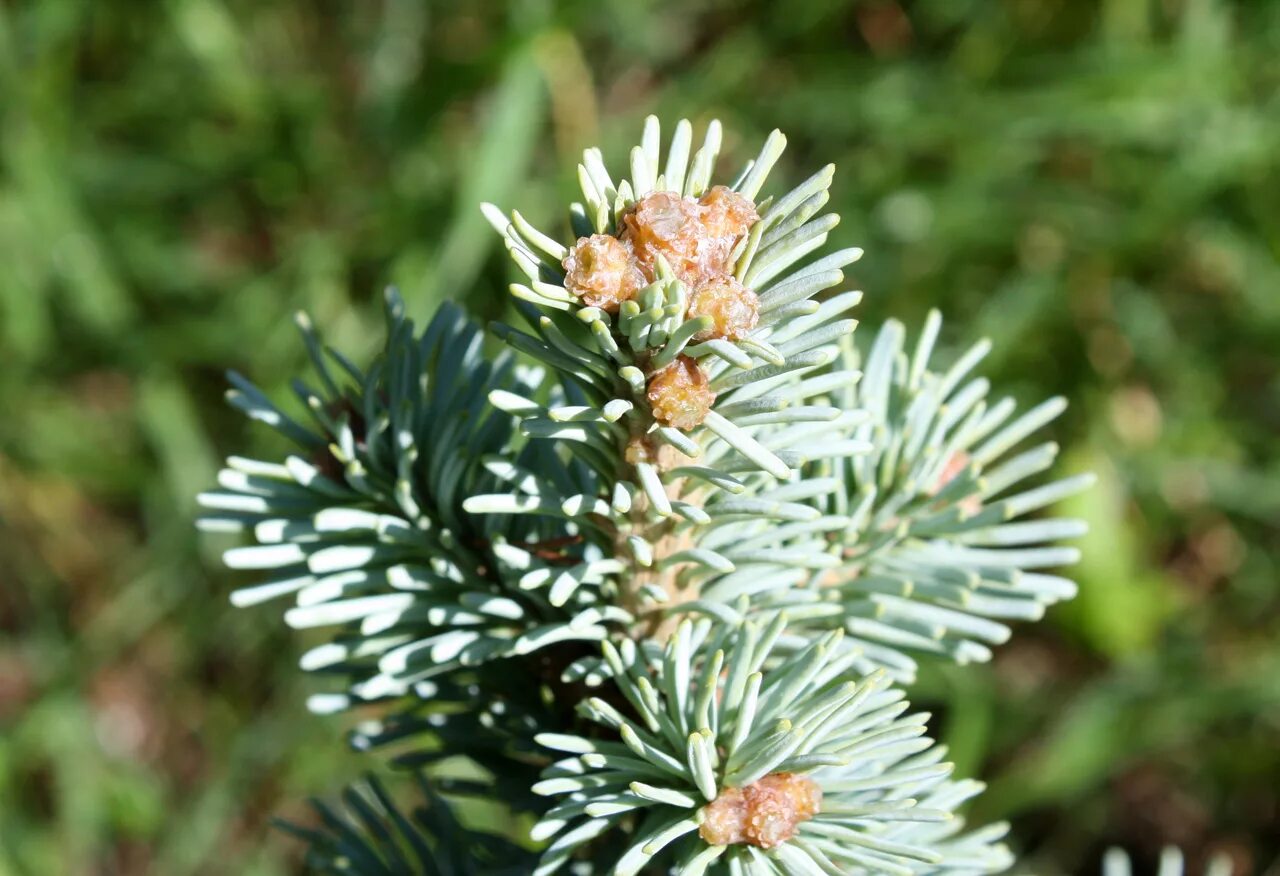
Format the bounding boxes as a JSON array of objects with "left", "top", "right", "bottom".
[
  {"left": 202, "top": 118, "right": 1095, "bottom": 874},
  {"left": 277, "top": 773, "right": 535, "bottom": 875}
]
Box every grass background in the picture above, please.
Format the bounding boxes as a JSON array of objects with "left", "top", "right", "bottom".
[{"left": 1, "top": 0, "right": 1278, "bottom": 873}]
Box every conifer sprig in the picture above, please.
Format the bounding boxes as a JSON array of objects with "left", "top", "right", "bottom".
[
  {"left": 202, "top": 117, "right": 1093, "bottom": 875},
  {"left": 474, "top": 116, "right": 866, "bottom": 628},
  {"left": 707, "top": 314, "right": 1096, "bottom": 681},
  {"left": 199, "top": 294, "right": 628, "bottom": 713},
  {"left": 531, "top": 617, "right": 1012, "bottom": 876}
]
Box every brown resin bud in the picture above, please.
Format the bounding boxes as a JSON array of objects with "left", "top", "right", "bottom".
[
  {"left": 687, "top": 276, "right": 760, "bottom": 342},
  {"left": 697, "top": 185, "right": 760, "bottom": 272},
  {"left": 699, "top": 185, "right": 760, "bottom": 238},
  {"left": 562, "top": 233, "right": 645, "bottom": 312},
  {"left": 698, "top": 773, "right": 822, "bottom": 849},
  {"left": 647, "top": 355, "right": 715, "bottom": 431},
  {"left": 619, "top": 187, "right": 760, "bottom": 296},
  {"left": 622, "top": 191, "right": 707, "bottom": 285}
]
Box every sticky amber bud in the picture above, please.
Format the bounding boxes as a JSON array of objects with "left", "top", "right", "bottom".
[
  {"left": 622, "top": 191, "right": 706, "bottom": 285},
  {"left": 647, "top": 355, "right": 714, "bottom": 431},
  {"left": 698, "top": 773, "right": 822, "bottom": 849},
  {"left": 621, "top": 187, "right": 761, "bottom": 289},
  {"left": 562, "top": 234, "right": 645, "bottom": 311},
  {"left": 699, "top": 185, "right": 760, "bottom": 238},
  {"left": 698, "top": 184, "right": 760, "bottom": 271},
  {"left": 687, "top": 277, "right": 759, "bottom": 342}
]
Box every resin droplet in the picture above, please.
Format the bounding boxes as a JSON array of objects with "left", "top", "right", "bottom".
[
  {"left": 647, "top": 355, "right": 715, "bottom": 431},
  {"left": 562, "top": 233, "right": 645, "bottom": 312},
  {"left": 698, "top": 773, "right": 822, "bottom": 849},
  {"left": 687, "top": 276, "right": 759, "bottom": 342},
  {"left": 624, "top": 435, "right": 655, "bottom": 465}
]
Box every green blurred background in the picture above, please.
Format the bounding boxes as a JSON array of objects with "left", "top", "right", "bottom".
[{"left": 2, "top": 0, "right": 1277, "bottom": 873}]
